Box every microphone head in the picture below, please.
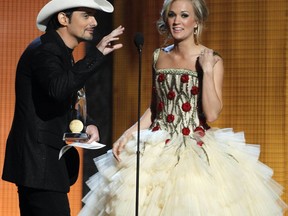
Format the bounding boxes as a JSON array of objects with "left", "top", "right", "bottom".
[{"left": 134, "top": 32, "right": 144, "bottom": 49}]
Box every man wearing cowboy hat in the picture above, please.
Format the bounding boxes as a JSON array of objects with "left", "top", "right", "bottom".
[{"left": 2, "top": 0, "right": 124, "bottom": 215}]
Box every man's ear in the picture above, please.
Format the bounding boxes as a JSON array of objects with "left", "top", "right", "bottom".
[{"left": 57, "top": 12, "right": 69, "bottom": 27}]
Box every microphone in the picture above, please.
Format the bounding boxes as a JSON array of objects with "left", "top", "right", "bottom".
[
  {"left": 134, "top": 32, "right": 144, "bottom": 53},
  {"left": 134, "top": 32, "right": 144, "bottom": 216}
]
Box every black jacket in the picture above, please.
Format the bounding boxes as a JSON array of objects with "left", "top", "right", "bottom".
[{"left": 2, "top": 30, "right": 104, "bottom": 193}]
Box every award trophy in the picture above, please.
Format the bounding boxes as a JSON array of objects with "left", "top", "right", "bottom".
[{"left": 63, "top": 88, "right": 89, "bottom": 144}]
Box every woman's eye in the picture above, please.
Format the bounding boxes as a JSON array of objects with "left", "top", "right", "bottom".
[
  {"left": 181, "top": 13, "right": 189, "bottom": 18},
  {"left": 167, "top": 12, "right": 175, "bottom": 18}
]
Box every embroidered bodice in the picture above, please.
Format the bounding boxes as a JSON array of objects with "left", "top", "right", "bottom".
[{"left": 150, "top": 48, "right": 209, "bottom": 138}]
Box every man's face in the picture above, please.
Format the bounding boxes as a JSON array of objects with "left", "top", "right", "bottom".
[{"left": 66, "top": 8, "right": 97, "bottom": 42}]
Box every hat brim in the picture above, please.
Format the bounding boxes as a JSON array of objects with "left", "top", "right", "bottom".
[{"left": 36, "top": 0, "right": 114, "bottom": 32}]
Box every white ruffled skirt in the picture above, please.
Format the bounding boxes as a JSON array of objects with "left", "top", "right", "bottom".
[{"left": 78, "top": 128, "right": 287, "bottom": 216}]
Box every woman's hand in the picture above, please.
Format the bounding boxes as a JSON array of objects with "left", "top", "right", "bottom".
[
  {"left": 96, "top": 25, "right": 125, "bottom": 55},
  {"left": 198, "top": 48, "right": 220, "bottom": 73},
  {"left": 112, "top": 108, "right": 153, "bottom": 162},
  {"left": 112, "top": 135, "right": 129, "bottom": 162}
]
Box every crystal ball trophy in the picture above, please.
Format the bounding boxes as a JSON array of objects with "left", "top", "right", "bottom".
[{"left": 63, "top": 88, "right": 89, "bottom": 144}]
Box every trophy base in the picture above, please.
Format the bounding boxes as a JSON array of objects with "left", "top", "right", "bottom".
[{"left": 63, "top": 133, "right": 89, "bottom": 144}]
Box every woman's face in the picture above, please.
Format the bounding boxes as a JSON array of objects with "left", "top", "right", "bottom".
[{"left": 166, "top": 0, "right": 197, "bottom": 42}]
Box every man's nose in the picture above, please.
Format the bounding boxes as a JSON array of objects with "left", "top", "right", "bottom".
[{"left": 90, "top": 16, "right": 97, "bottom": 27}]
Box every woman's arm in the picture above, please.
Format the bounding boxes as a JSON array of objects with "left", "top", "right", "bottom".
[
  {"left": 112, "top": 108, "right": 152, "bottom": 162},
  {"left": 199, "top": 49, "right": 224, "bottom": 122}
]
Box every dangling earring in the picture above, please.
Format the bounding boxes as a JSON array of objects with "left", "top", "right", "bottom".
[{"left": 193, "top": 25, "right": 198, "bottom": 45}]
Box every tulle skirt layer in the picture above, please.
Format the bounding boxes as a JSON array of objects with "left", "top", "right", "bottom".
[{"left": 78, "top": 128, "right": 287, "bottom": 216}]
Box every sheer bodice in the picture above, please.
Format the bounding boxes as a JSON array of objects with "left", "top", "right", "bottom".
[{"left": 150, "top": 48, "right": 209, "bottom": 138}]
